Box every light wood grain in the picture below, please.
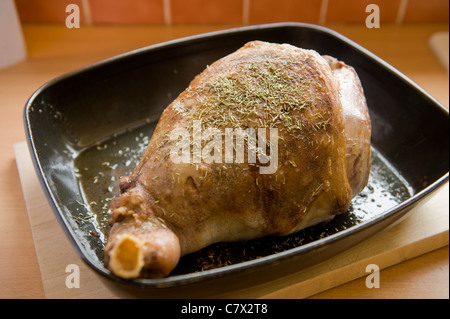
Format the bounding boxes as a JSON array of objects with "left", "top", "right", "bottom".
[{"left": 1, "top": 23, "right": 448, "bottom": 299}]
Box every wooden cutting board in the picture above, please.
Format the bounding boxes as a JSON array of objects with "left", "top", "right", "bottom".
[
  {"left": 14, "top": 141, "right": 449, "bottom": 299},
  {"left": 429, "top": 31, "right": 449, "bottom": 72}
]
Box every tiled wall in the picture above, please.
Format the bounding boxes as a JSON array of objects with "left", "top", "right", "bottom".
[{"left": 14, "top": 0, "right": 449, "bottom": 25}]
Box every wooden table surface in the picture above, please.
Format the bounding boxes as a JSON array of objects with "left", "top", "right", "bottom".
[{"left": 0, "top": 23, "right": 448, "bottom": 299}]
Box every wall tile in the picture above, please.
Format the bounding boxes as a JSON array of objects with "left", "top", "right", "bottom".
[
  {"left": 248, "top": 0, "right": 322, "bottom": 24},
  {"left": 15, "top": 0, "right": 86, "bottom": 23},
  {"left": 326, "top": 0, "right": 401, "bottom": 24},
  {"left": 14, "top": 0, "right": 450, "bottom": 25},
  {"left": 403, "top": 0, "right": 449, "bottom": 23},
  {"left": 170, "top": 0, "right": 243, "bottom": 24},
  {"left": 89, "top": 0, "right": 165, "bottom": 24}
]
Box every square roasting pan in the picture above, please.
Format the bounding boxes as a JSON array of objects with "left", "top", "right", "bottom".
[{"left": 24, "top": 23, "right": 449, "bottom": 297}]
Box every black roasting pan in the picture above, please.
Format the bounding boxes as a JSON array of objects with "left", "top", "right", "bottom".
[{"left": 24, "top": 23, "right": 449, "bottom": 297}]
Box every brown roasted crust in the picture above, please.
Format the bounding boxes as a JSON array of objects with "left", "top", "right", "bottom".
[
  {"left": 323, "top": 55, "right": 372, "bottom": 196},
  {"left": 105, "top": 41, "right": 360, "bottom": 278}
]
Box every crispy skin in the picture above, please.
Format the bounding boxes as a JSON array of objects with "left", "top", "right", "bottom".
[
  {"left": 323, "top": 55, "right": 371, "bottom": 196},
  {"left": 104, "top": 41, "right": 369, "bottom": 279}
]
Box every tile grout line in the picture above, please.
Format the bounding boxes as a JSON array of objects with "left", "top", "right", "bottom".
[
  {"left": 163, "top": 0, "right": 172, "bottom": 25},
  {"left": 318, "top": 0, "right": 328, "bottom": 25},
  {"left": 396, "top": 0, "right": 409, "bottom": 24},
  {"left": 242, "top": 0, "right": 250, "bottom": 25},
  {"left": 81, "top": 0, "right": 92, "bottom": 25}
]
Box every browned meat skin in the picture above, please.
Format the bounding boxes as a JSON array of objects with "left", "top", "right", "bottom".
[
  {"left": 323, "top": 55, "right": 371, "bottom": 197},
  {"left": 104, "top": 41, "right": 371, "bottom": 279}
]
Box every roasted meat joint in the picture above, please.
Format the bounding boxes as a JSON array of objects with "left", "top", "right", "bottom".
[{"left": 104, "top": 41, "right": 372, "bottom": 279}]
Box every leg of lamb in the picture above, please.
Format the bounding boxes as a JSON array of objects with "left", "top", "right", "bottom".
[{"left": 104, "top": 41, "right": 371, "bottom": 279}]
